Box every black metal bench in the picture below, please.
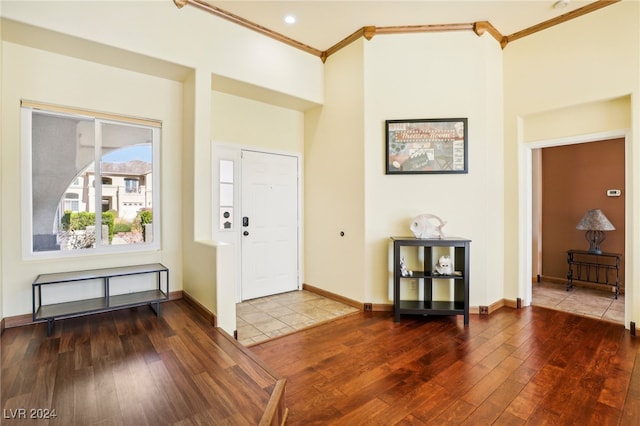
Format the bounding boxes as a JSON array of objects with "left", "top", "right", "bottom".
[{"left": 32, "top": 263, "right": 169, "bottom": 335}]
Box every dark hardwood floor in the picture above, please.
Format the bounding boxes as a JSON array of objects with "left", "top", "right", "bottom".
[
  {"left": 251, "top": 306, "right": 640, "bottom": 425},
  {"left": 1, "top": 300, "right": 284, "bottom": 425},
  {"left": 2, "top": 300, "right": 639, "bottom": 425}
]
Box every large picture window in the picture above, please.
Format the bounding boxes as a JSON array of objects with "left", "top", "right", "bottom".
[{"left": 21, "top": 102, "right": 161, "bottom": 256}]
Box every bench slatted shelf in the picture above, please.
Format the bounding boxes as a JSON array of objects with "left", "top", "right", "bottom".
[{"left": 33, "top": 263, "right": 169, "bottom": 335}]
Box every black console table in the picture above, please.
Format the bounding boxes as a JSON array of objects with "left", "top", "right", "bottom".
[
  {"left": 566, "top": 250, "right": 620, "bottom": 299},
  {"left": 391, "top": 237, "right": 470, "bottom": 325}
]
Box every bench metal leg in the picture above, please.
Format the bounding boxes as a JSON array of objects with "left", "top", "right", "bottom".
[
  {"left": 47, "top": 319, "right": 54, "bottom": 337},
  {"left": 148, "top": 301, "right": 160, "bottom": 316}
]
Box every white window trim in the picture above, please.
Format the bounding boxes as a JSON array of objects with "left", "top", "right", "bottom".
[{"left": 21, "top": 105, "right": 162, "bottom": 259}]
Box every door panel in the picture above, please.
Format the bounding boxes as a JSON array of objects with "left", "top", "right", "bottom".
[{"left": 241, "top": 150, "right": 298, "bottom": 300}]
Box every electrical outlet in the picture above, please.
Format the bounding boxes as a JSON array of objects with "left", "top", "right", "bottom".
[
  {"left": 364, "top": 303, "right": 373, "bottom": 312},
  {"left": 479, "top": 306, "right": 489, "bottom": 315}
]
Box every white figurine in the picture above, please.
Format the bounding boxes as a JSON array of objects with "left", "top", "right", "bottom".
[
  {"left": 435, "top": 255, "right": 452, "bottom": 275},
  {"left": 410, "top": 213, "right": 446, "bottom": 239},
  {"left": 400, "top": 256, "right": 409, "bottom": 276}
]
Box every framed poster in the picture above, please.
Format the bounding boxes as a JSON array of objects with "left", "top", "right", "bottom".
[{"left": 385, "top": 118, "right": 468, "bottom": 174}]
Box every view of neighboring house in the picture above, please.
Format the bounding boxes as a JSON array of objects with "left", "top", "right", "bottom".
[
  {"left": 63, "top": 159, "right": 153, "bottom": 221},
  {"left": 55, "top": 159, "right": 153, "bottom": 250}
]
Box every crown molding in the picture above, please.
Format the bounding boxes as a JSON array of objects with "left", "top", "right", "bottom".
[
  {"left": 175, "top": 0, "right": 621, "bottom": 61},
  {"left": 174, "top": 0, "right": 323, "bottom": 58},
  {"left": 504, "top": 0, "right": 620, "bottom": 45}
]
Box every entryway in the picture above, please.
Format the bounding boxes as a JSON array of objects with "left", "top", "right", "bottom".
[
  {"left": 528, "top": 135, "right": 627, "bottom": 322},
  {"left": 212, "top": 145, "right": 302, "bottom": 337},
  {"left": 240, "top": 150, "right": 299, "bottom": 300},
  {"left": 236, "top": 290, "right": 359, "bottom": 346}
]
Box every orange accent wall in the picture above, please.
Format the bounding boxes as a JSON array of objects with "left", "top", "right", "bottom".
[{"left": 541, "top": 138, "right": 625, "bottom": 291}]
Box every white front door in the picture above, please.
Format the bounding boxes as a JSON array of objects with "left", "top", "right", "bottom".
[{"left": 241, "top": 150, "right": 299, "bottom": 300}]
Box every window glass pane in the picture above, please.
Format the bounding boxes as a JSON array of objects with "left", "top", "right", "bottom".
[
  {"left": 219, "top": 160, "right": 234, "bottom": 230},
  {"left": 31, "top": 112, "right": 95, "bottom": 252},
  {"left": 101, "top": 122, "right": 154, "bottom": 246},
  {"left": 220, "top": 160, "right": 233, "bottom": 183},
  {"left": 220, "top": 183, "right": 233, "bottom": 207},
  {"left": 124, "top": 179, "right": 139, "bottom": 193},
  {"left": 28, "top": 108, "right": 158, "bottom": 254},
  {"left": 63, "top": 193, "right": 79, "bottom": 212}
]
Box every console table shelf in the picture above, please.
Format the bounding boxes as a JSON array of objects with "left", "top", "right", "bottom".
[
  {"left": 33, "top": 263, "right": 169, "bottom": 335},
  {"left": 391, "top": 237, "right": 470, "bottom": 325}
]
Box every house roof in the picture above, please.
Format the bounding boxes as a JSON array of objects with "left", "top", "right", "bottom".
[{"left": 101, "top": 160, "right": 152, "bottom": 176}]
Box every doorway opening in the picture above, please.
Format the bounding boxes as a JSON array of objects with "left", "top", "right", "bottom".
[
  {"left": 528, "top": 135, "right": 627, "bottom": 324},
  {"left": 240, "top": 150, "right": 300, "bottom": 301},
  {"left": 212, "top": 144, "right": 303, "bottom": 338}
]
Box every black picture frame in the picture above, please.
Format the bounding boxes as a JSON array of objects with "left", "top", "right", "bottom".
[{"left": 385, "top": 118, "right": 468, "bottom": 174}]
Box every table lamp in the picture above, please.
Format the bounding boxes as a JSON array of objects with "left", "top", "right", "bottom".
[{"left": 576, "top": 209, "right": 615, "bottom": 254}]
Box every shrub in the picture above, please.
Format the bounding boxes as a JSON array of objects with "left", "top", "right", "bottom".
[
  {"left": 114, "top": 223, "right": 132, "bottom": 233},
  {"left": 138, "top": 209, "right": 153, "bottom": 241},
  {"left": 62, "top": 211, "right": 94, "bottom": 230},
  {"left": 102, "top": 211, "right": 115, "bottom": 242},
  {"left": 61, "top": 211, "right": 115, "bottom": 242},
  {"left": 139, "top": 209, "right": 153, "bottom": 225}
]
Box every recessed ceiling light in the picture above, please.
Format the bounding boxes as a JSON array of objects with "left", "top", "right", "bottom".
[{"left": 284, "top": 15, "right": 296, "bottom": 24}]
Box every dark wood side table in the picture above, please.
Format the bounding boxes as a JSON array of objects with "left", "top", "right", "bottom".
[
  {"left": 391, "top": 237, "right": 470, "bottom": 325},
  {"left": 566, "top": 250, "right": 621, "bottom": 299}
]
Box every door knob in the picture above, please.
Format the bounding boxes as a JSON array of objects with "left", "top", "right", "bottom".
[{"left": 243, "top": 231, "right": 249, "bottom": 236}]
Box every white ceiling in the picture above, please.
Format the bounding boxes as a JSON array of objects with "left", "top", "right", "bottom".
[{"left": 206, "top": 0, "right": 600, "bottom": 51}]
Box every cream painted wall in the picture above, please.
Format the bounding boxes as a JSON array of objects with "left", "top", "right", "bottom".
[
  {"left": 304, "top": 40, "right": 366, "bottom": 303},
  {"left": 503, "top": 1, "right": 639, "bottom": 327},
  {"left": 363, "top": 31, "right": 504, "bottom": 307},
  {"left": 0, "top": 1, "right": 322, "bottom": 322},
  {"left": 304, "top": 31, "right": 504, "bottom": 308},
  {"left": 180, "top": 69, "right": 215, "bottom": 312},
  {"left": 211, "top": 91, "right": 305, "bottom": 153},
  {"left": 523, "top": 97, "right": 631, "bottom": 143},
  {"left": 1, "top": 42, "right": 184, "bottom": 317},
  {"left": 1, "top": 1, "right": 322, "bottom": 105}
]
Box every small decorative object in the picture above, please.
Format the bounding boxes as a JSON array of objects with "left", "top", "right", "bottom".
[
  {"left": 410, "top": 213, "right": 446, "bottom": 239},
  {"left": 576, "top": 208, "right": 615, "bottom": 254},
  {"left": 435, "top": 255, "right": 452, "bottom": 275},
  {"left": 385, "top": 118, "right": 468, "bottom": 174},
  {"left": 400, "top": 256, "right": 409, "bottom": 277}
]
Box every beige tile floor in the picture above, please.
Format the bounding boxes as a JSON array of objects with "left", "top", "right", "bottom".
[
  {"left": 532, "top": 281, "right": 625, "bottom": 324},
  {"left": 236, "top": 290, "right": 360, "bottom": 346}
]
